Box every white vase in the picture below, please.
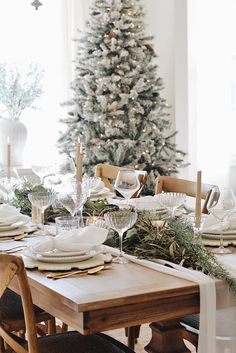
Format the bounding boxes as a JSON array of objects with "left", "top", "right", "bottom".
[{"left": 0, "top": 117, "right": 27, "bottom": 167}]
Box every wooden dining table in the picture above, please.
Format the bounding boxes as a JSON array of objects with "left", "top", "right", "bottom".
[{"left": 7, "top": 245, "right": 200, "bottom": 353}]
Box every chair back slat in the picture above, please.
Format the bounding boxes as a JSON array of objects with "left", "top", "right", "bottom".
[
  {"left": 0, "top": 254, "right": 39, "bottom": 353},
  {"left": 155, "top": 176, "right": 216, "bottom": 214}
]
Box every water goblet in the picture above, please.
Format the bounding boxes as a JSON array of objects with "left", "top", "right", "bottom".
[
  {"left": 28, "top": 191, "right": 56, "bottom": 231},
  {"left": 206, "top": 186, "right": 236, "bottom": 254},
  {"left": 114, "top": 169, "right": 140, "bottom": 205},
  {"left": 156, "top": 192, "right": 186, "bottom": 217},
  {"left": 104, "top": 210, "right": 137, "bottom": 264},
  {"left": 32, "top": 165, "right": 54, "bottom": 185},
  {"left": 58, "top": 184, "right": 87, "bottom": 227},
  {"left": 0, "top": 167, "right": 20, "bottom": 200}
]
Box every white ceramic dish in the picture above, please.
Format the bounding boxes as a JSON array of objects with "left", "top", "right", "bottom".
[
  {"left": 0, "top": 221, "right": 25, "bottom": 232},
  {"left": 90, "top": 187, "right": 110, "bottom": 196},
  {"left": 202, "top": 232, "right": 236, "bottom": 240},
  {"left": 40, "top": 250, "right": 87, "bottom": 258},
  {"left": 0, "top": 228, "right": 26, "bottom": 237},
  {"left": 24, "top": 248, "right": 97, "bottom": 263}
]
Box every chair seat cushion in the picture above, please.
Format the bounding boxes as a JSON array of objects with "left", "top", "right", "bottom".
[
  {"left": 0, "top": 289, "right": 43, "bottom": 321},
  {"left": 181, "top": 314, "right": 200, "bottom": 331},
  {"left": 37, "top": 331, "right": 135, "bottom": 353}
]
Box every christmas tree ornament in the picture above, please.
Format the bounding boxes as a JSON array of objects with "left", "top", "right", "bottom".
[{"left": 58, "top": 0, "right": 187, "bottom": 194}]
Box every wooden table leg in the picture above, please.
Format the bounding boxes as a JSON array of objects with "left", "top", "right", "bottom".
[{"left": 145, "top": 320, "right": 191, "bottom": 353}]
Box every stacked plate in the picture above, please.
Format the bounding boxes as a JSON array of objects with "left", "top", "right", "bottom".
[
  {"left": 23, "top": 247, "right": 99, "bottom": 264},
  {"left": 202, "top": 229, "right": 236, "bottom": 241},
  {"left": 0, "top": 214, "right": 31, "bottom": 239}
]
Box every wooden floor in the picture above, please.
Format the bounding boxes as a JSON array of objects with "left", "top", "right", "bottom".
[{"left": 106, "top": 324, "right": 196, "bottom": 353}]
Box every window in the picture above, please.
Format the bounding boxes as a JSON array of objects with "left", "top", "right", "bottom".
[{"left": 0, "top": 0, "right": 71, "bottom": 165}]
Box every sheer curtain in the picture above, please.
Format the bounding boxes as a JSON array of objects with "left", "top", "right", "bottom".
[{"left": 0, "top": 0, "right": 87, "bottom": 166}]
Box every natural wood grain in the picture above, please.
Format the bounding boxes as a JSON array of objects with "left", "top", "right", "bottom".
[{"left": 9, "top": 260, "right": 199, "bottom": 335}]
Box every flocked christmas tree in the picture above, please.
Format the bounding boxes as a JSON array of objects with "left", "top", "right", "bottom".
[{"left": 58, "top": 0, "right": 186, "bottom": 193}]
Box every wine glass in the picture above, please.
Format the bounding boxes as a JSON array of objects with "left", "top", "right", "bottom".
[
  {"left": 206, "top": 186, "right": 236, "bottom": 254},
  {"left": 0, "top": 167, "right": 20, "bottom": 200},
  {"left": 28, "top": 191, "right": 56, "bottom": 231},
  {"left": 114, "top": 169, "right": 140, "bottom": 204},
  {"left": 32, "top": 165, "right": 54, "bottom": 185},
  {"left": 104, "top": 210, "right": 137, "bottom": 264},
  {"left": 58, "top": 182, "right": 87, "bottom": 227},
  {"left": 156, "top": 192, "right": 186, "bottom": 217}
]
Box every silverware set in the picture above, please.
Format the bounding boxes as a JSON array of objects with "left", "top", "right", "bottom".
[{"left": 46, "top": 264, "right": 112, "bottom": 280}]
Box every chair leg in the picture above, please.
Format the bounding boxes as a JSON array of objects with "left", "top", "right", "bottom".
[
  {"left": 47, "top": 317, "right": 56, "bottom": 334},
  {"left": 182, "top": 329, "right": 198, "bottom": 350},
  {"left": 61, "top": 323, "right": 68, "bottom": 332},
  {"left": 0, "top": 336, "right": 5, "bottom": 353},
  {"left": 125, "top": 325, "right": 141, "bottom": 350}
]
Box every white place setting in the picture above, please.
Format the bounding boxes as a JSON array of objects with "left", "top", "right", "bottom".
[{"left": 22, "top": 225, "right": 112, "bottom": 270}]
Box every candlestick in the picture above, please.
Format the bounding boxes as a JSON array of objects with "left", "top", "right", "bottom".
[
  {"left": 195, "top": 170, "right": 202, "bottom": 228},
  {"left": 76, "top": 139, "right": 83, "bottom": 182},
  {"left": 7, "top": 137, "right": 11, "bottom": 180}
]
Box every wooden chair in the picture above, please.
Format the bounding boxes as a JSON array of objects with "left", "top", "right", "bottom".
[
  {"left": 0, "top": 253, "right": 137, "bottom": 353},
  {"left": 155, "top": 175, "right": 216, "bottom": 214},
  {"left": 0, "top": 289, "right": 56, "bottom": 352},
  {"left": 95, "top": 164, "right": 147, "bottom": 198}
]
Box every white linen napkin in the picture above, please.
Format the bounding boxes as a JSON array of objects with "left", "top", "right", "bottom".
[
  {"left": 202, "top": 212, "right": 236, "bottom": 234},
  {"left": 0, "top": 204, "right": 21, "bottom": 224},
  {"left": 31, "top": 225, "right": 108, "bottom": 254}
]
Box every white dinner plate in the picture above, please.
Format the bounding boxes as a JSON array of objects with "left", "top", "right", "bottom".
[
  {"left": 90, "top": 187, "right": 111, "bottom": 196},
  {"left": 0, "top": 221, "right": 26, "bottom": 232},
  {"left": 23, "top": 248, "right": 97, "bottom": 263},
  {"left": 0, "top": 228, "right": 27, "bottom": 238},
  {"left": 202, "top": 232, "right": 236, "bottom": 240},
  {"left": 40, "top": 249, "right": 87, "bottom": 258}
]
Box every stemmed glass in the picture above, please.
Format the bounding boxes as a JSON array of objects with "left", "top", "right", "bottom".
[
  {"left": 114, "top": 169, "right": 140, "bottom": 204},
  {"left": 104, "top": 210, "right": 137, "bottom": 264},
  {"left": 0, "top": 167, "right": 19, "bottom": 199},
  {"left": 206, "top": 186, "right": 236, "bottom": 254},
  {"left": 58, "top": 182, "right": 87, "bottom": 227},
  {"left": 156, "top": 192, "right": 186, "bottom": 217},
  {"left": 32, "top": 165, "right": 54, "bottom": 185},
  {"left": 28, "top": 191, "right": 56, "bottom": 231}
]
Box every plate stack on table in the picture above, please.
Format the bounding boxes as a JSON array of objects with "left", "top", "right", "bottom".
[
  {"left": 22, "top": 225, "right": 112, "bottom": 271},
  {"left": 202, "top": 213, "right": 236, "bottom": 247},
  {"left": 89, "top": 180, "right": 115, "bottom": 199},
  {"left": 0, "top": 204, "right": 34, "bottom": 240}
]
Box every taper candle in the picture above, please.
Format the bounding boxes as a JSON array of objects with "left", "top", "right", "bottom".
[
  {"left": 7, "top": 137, "right": 11, "bottom": 180},
  {"left": 195, "top": 170, "right": 202, "bottom": 228},
  {"left": 76, "top": 138, "right": 83, "bottom": 182}
]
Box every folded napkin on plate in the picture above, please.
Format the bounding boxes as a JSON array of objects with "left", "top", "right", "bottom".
[
  {"left": 0, "top": 204, "right": 21, "bottom": 224},
  {"left": 107, "top": 196, "right": 162, "bottom": 210},
  {"left": 31, "top": 225, "right": 108, "bottom": 254},
  {"left": 202, "top": 213, "right": 236, "bottom": 233}
]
